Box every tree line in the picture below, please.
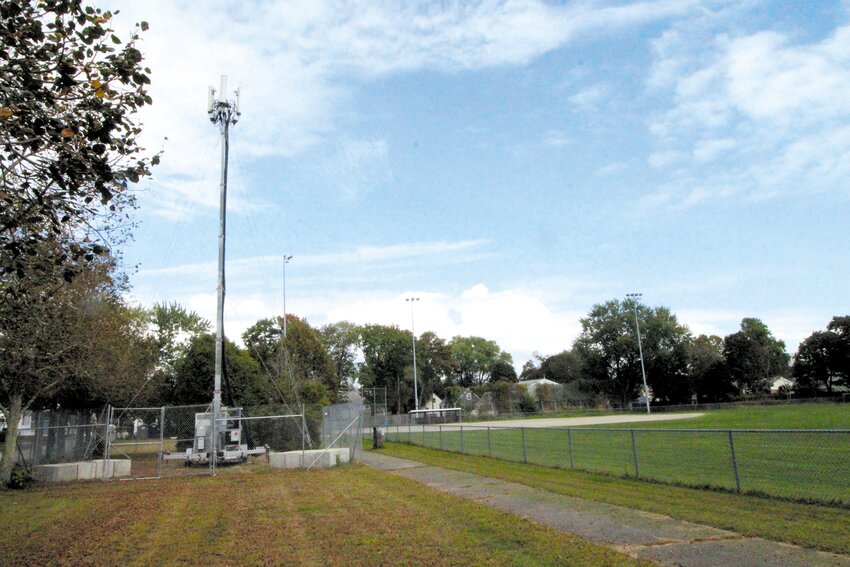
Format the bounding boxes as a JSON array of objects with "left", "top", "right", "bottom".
[{"left": 521, "top": 299, "right": 848, "bottom": 407}]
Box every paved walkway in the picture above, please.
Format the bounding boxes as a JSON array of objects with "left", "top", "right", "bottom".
[{"left": 359, "top": 451, "right": 850, "bottom": 567}]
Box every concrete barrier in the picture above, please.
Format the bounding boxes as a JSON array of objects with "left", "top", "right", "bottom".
[
  {"left": 268, "top": 448, "right": 350, "bottom": 469},
  {"left": 35, "top": 459, "right": 131, "bottom": 483}
]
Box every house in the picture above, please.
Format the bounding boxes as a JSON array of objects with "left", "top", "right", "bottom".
[
  {"left": 455, "top": 389, "right": 480, "bottom": 410},
  {"left": 517, "top": 378, "right": 560, "bottom": 397},
  {"left": 424, "top": 393, "right": 442, "bottom": 411}
]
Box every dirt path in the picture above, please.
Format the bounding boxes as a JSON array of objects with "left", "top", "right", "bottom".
[{"left": 359, "top": 451, "right": 850, "bottom": 567}]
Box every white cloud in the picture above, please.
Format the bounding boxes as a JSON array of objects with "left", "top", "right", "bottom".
[
  {"left": 102, "top": 0, "right": 699, "bottom": 216},
  {"left": 646, "top": 19, "right": 850, "bottom": 207},
  {"left": 568, "top": 84, "right": 608, "bottom": 109}
]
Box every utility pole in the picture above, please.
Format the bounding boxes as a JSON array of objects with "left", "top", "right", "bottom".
[
  {"left": 405, "top": 297, "right": 420, "bottom": 411},
  {"left": 208, "top": 75, "right": 240, "bottom": 474},
  {"left": 625, "top": 293, "right": 650, "bottom": 414},
  {"left": 283, "top": 255, "right": 293, "bottom": 337}
]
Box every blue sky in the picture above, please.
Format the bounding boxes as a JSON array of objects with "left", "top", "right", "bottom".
[{"left": 110, "top": 0, "right": 850, "bottom": 367}]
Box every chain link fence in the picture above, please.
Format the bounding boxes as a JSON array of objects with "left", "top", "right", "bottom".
[
  {"left": 2, "top": 402, "right": 357, "bottom": 482},
  {"left": 320, "top": 401, "right": 364, "bottom": 464},
  {"left": 105, "top": 404, "right": 315, "bottom": 480},
  {"left": 385, "top": 423, "right": 850, "bottom": 505}
]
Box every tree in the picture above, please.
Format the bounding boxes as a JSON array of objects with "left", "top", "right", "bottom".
[
  {"left": 1, "top": 0, "right": 157, "bottom": 276},
  {"left": 573, "top": 299, "right": 692, "bottom": 406},
  {"left": 0, "top": 252, "right": 149, "bottom": 485},
  {"left": 242, "top": 317, "right": 283, "bottom": 371},
  {"left": 358, "top": 324, "right": 411, "bottom": 414},
  {"left": 172, "top": 334, "right": 268, "bottom": 407},
  {"left": 640, "top": 306, "right": 692, "bottom": 404},
  {"left": 792, "top": 317, "right": 850, "bottom": 395},
  {"left": 688, "top": 335, "right": 735, "bottom": 402},
  {"left": 318, "top": 321, "right": 361, "bottom": 393},
  {"left": 490, "top": 360, "right": 518, "bottom": 383},
  {"left": 539, "top": 350, "right": 582, "bottom": 384},
  {"left": 449, "top": 336, "right": 511, "bottom": 387},
  {"left": 281, "top": 316, "right": 340, "bottom": 405},
  {"left": 414, "top": 331, "right": 455, "bottom": 402},
  {"left": 148, "top": 302, "right": 210, "bottom": 403},
  {"left": 0, "top": 1, "right": 156, "bottom": 487},
  {"left": 826, "top": 316, "right": 850, "bottom": 384},
  {"left": 573, "top": 300, "right": 643, "bottom": 406},
  {"left": 724, "top": 318, "right": 790, "bottom": 396}
]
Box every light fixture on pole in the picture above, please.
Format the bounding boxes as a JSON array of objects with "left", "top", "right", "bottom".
[
  {"left": 283, "top": 255, "right": 293, "bottom": 338},
  {"left": 625, "top": 293, "right": 650, "bottom": 414},
  {"left": 405, "top": 297, "right": 420, "bottom": 411}
]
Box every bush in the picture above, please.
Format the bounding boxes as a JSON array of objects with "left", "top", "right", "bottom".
[{"left": 7, "top": 465, "right": 38, "bottom": 490}]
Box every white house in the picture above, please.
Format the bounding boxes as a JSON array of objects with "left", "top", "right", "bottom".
[
  {"left": 424, "top": 393, "right": 442, "bottom": 410},
  {"left": 517, "top": 378, "right": 559, "bottom": 397}
]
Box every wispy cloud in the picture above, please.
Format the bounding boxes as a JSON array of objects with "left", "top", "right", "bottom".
[
  {"left": 645, "top": 16, "right": 850, "bottom": 208},
  {"left": 318, "top": 138, "right": 392, "bottom": 200},
  {"left": 137, "top": 239, "right": 489, "bottom": 278},
  {"left": 105, "top": 0, "right": 700, "bottom": 216}
]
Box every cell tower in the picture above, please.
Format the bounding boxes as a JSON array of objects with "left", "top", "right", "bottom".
[{"left": 208, "top": 76, "right": 240, "bottom": 474}]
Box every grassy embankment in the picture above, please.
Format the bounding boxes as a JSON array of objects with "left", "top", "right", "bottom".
[
  {"left": 0, "top": 463, "right": 649, "bottom": 567},
  {"left": 387, "top": 403, "right": 849, "bottom": 504}
]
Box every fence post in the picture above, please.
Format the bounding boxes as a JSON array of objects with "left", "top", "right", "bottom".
[
  {"left": 422, "top": 424, "right": 426, "bottom": 446},
  {"left": 439, "top": 425, "right": 443, "bottom": 450},
  {"left": 728, "top": 430, "right": 741, "bottom": 493},
  {"left": 487, "top": 427, "right": 492, "bottom": 458},
  {"left": 631, "top": 429, "right": 639, "bottom": 478},
  {"left": 460, "top": 426, "right": 465, "bottom": 454},
  {"left": 158, "top": 406, "right": 165, "bottom": 479},
  {"left": 567, "top": 428, "right": 574, "bottom": 469},
  {"left": 522, "top": 428, "right": 527, "bottom": 463},
  {"left": 102, "top": 405, "right": 112, "bottom": 482},
  {"left": 408, "top": 422, "right": 412, "bottom": 443},
  {"left": 301, "top": 413, "right": 306, "bottom": 468}
]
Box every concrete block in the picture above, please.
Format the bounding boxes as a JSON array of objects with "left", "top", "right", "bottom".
[
  {"left": 34, "top": 459, "right": 132, "bottom": 483},
  {"left": 268, "top": 448, "right": 351, "bottom": 470}
]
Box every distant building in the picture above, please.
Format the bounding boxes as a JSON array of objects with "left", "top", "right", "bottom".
[
  {"left": 770, "top": 377, "right": 793, "bottom": 395},
  {"left": 517, "top": 378, "right": 559, "bottom": 397},
  {"left": 424, "top": 393, "right": 442, "bottom": 410}
]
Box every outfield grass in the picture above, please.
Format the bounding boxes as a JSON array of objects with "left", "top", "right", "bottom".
[
  {"left": 387, "top": 403, "right": 850, "bottom": 505},
  {"left": 594, "top": 403, "right": 849, "bottom": 430},
  {"left": 0, "top": 464, "right": 650, "bottom": 566},
  {"left": 383, "top": 442, "right": 850, "bottom": 556}
]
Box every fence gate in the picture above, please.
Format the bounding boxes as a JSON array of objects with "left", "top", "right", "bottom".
[{"left": 105, "top": 404, "right": 210, "bottom": 480}]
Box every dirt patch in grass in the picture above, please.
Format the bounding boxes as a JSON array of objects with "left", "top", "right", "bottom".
[{"left": 0, "top": 463, "right": 651, "bottom": 566}]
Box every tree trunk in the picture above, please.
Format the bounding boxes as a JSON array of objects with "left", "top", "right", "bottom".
[{"left": 0, "top": 395, "right": 24, "bottom": 487}]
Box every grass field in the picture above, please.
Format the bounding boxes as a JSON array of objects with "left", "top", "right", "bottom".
[
  {"left": 386, "top": 403, "right": 850, "bottom": 505},
  {"left": 0, "top": 463, "right": 650, "bottom": 567},
  {"left": 383, "top": 442, "right": 850, "bottom": 556}
]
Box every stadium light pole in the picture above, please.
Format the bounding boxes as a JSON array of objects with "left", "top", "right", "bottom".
[
  {"left": 626, "top": 293, "right": 651, "bottom": 414},
  {"left": 406, "top": 297, "right": 420, "bottom": 411},
  {"left": 283, "top": 255, "right": 293, "bottom": 337}
]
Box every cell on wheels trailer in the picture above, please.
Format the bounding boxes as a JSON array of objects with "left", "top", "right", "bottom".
[{"left": 163, "top": 407, "right": 266, "bottom": 465}]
